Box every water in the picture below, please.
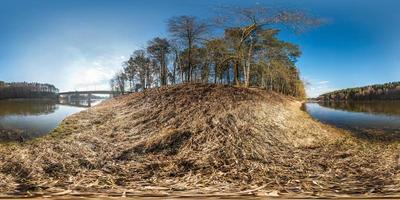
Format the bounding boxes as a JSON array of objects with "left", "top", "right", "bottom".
[
  {"left": 305, "top": 101, "right": 400, "bottom": 140},
  {"left": 0, "top": 99, "right": 102, "bottom": 141}
]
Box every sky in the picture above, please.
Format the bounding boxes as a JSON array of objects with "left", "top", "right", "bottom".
[{"left": 0, "top": 0, "right": 399, "bottom": 97}]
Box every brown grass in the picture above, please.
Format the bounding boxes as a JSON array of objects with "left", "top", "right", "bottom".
[{"left": 0, "top": 83, "right": 399, "bottom": 198}]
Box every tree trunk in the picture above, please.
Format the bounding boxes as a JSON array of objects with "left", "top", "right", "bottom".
[
  {"left": 173, "top": 51, "right": 178, "bottom": 84},
  {"left": 160, "top": 55, "right": 164, "bottom": 86},
  {"left": 233, "top": 62, "right": 237, "bottom": 85},
  {"left": 162, "top": 54, "right": 167, "bottom": 86},
  {"left": 227, "top": 67, "right": 231, "bottom": 85},
  {"left": 214, "top": 63, "right": 217, "bottom": 84},
  {"left": 187, "top": 39, "right": 192, "bottom": 82},
  {"left": 244, "top": 39, "right": 254, "bottom": 87},
  {"left": 233, "top": 61, "right": 239, "bottom": 85}
]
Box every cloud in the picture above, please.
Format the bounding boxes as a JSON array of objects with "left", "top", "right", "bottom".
[
  {"left": 305, "top": 79, "right": 336, "bottom": 98},
  {"left": 62, "top": 53, "right": 126, "bottom": 91},
  {"left": 317, "top": 80, "right": 329, "bottom": 84},
  {"left": 69, "top": 67, "right": 114, "bottom": 91},
  {"left": 6, "top": 20, "right": 135, "bottom": 92}
]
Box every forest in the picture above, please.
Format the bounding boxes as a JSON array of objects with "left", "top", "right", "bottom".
[
  {"left": 0, "top": 81, "right": 59, "bottom": 100},
  {"left": 110, "top": 6, "right": 321, "bottom": 98},
  {"left": 318, "top": 82, "right": 400, "bottom": 101}
]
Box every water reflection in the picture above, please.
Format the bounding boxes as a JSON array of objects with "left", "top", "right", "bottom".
[
  {"left": 0, "top": 99, "right": 57, "bottom": 116},
  {"left": 0, "top": 99, "right": 103, "bottom": 141},
  {"left": 319, "top": 101, "right": 400, "bottom": 116},
  {"left": 306, "top": 101, "right": 400, "bottom": 141},
  {"left": 59, "top": 99, "right": 93, "bottom": 107}
]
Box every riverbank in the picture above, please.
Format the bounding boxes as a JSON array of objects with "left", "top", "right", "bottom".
[{"left": 0, "top": 83, "right": 399, "bottom": 198}]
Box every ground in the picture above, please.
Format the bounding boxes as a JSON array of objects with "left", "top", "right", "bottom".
[{"left": 0, "top": 83, "right": 399, "bottom": 198}]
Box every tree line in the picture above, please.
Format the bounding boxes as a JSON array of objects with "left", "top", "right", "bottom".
[
  {"left": 110, "top": 6, "right": 321, "bottom": 98},
  {"left": 318, "top": 82, "right": 400, "bottom": 101},
  {"left": 0, "top": 81, "right": 59, "bottom": 100}
]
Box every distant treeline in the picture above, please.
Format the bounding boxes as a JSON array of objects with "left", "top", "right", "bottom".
[
  {"left": 111, "top": 6, "right": 322, "bottom": 98},
  {"left": 0, "top": 81, "right": 59, "bottom": 100},
  {"left": 318, "top": 82, "right": 400, "bottom": 101}
]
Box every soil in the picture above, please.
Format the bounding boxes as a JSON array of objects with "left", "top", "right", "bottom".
[{"left": 0, "top": 83, "right": 399, "bottom": 198}]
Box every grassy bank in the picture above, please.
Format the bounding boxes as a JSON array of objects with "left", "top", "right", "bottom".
[{"left": 0, "top": 84, "right": 399, "bottom": 198}]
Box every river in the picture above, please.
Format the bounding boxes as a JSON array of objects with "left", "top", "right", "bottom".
[
  {"left": 306, "top": 101, "right": 400, "bottom": 140},
  {"left": 0, "top": 99, "right": 102, "bottom": 141}
]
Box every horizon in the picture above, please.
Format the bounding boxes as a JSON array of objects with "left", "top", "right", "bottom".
[{"left": 1, "top": 0, "right": 399, "bottom": 97}]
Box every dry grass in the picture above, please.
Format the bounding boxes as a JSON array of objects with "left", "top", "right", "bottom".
[{"left": 0, "top": 83, "right": 400, "bottom": 198}]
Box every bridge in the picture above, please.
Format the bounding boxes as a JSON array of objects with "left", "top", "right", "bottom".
[
  {"left": 57, "top": 90, "right": 116, "bottom": 107},
  {"left": 58, "top": 90, "right": 114, "bottom": 95}
]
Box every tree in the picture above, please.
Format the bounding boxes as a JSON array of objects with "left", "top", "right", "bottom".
[
  {"left": 204, "top": 38, "right": 228, "bottom": 84},
  {"left": 249, "top": 29, "right": 304, "bottom": 97},
  {"left": 190, "top": 46, "right": 208, "bottom": 82},
  {"left": 169, "top": 40, "right": 181, "bottom": 84},
  {"left": 112, "top": 5, "right": 319, "bottom": 99},
  {"left": 319, "top": 82, "right": 400, "bottom": 101},
  {"left": 147, "top": 37, "right": 171, "bottom": 86},
  {"left": 110, "top": 78, "right": 118, "bottom": 95},
  {"left": 216, "top": 5, "right": 321, "bottom": 86},
  {"left": 129, "top": 50, "right": 154, "bottom": 91},
  {"left": 114, "top": 71, "right": 127, "bottom": 94},
  {"left": 168, "top": 16, "right": 208, "bottom": 82},
  {"left": 0, "top": 82, "right": 59, "bottom": 100},
  {"left": 123, "top": 56, "right": 136, "bottom": 91}
]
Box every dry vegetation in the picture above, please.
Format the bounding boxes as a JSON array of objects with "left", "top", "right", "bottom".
[{"left": 1, "top": 83, "right": 400, "bottom": 198}]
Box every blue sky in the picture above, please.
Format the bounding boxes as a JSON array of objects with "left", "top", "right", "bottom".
[{"left": 0, "top": 0, "right": 399, "bottom": 97}]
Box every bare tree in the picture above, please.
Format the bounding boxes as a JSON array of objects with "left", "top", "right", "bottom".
[{"left": 168, "top": 16, "right": 208, "bottom": 82}]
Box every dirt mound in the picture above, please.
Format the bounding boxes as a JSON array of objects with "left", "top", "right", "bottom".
[{"left": 0, "top": 83, "right": 399, "bottom": 197}]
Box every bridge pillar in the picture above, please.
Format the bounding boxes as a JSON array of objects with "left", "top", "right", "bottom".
[
  {"left": 88, "top": 93, "right": 92, "bottom": 107},
  {"left": 68, "top": 95, "right": 71, "bottom": 102}
]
